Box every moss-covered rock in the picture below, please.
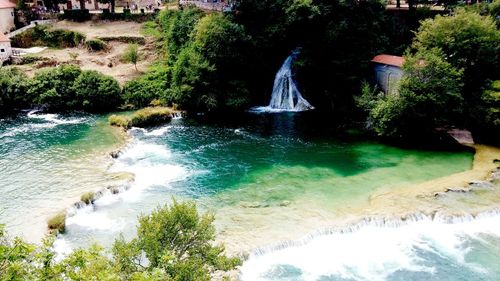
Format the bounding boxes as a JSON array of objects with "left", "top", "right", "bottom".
[
  {"left": 130, "top": 107, "right": 172, "bottom": 127},
  {"left": 80, "top": 191, "right": 96, "bottom": 204},
  {"left": 109, "top": 107, "right": 174, "bottom": 128},
  {"left": 47, "top": 211, "right": 66, "bottom": 234},
  {"left": 109, "top": 114, "right": 132, "bottom": 128}
]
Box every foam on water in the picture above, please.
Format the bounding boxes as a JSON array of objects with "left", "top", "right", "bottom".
[
  {"left": 66, "top": 205, "right": 126, "bottom": 231},
  {"left": 0, "top": 111, "right": 87, "bottom": 138},
  {"left": 144, "top": 126, "right": 170, "bottom": 136},
  {"left": 240, "top": 210, "right": 500, "bottom": 281},
  {"left": 59, "top": 136, "right": 189, "bottom": 252}
]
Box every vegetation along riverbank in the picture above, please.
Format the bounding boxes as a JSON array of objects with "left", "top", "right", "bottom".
[{"left": 0, "top": 0, "right": 499, "bottom": 280}]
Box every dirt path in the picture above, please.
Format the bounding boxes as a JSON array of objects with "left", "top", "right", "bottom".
[{"left": 52, "top": 20, "right": 143, "bottom": 39}]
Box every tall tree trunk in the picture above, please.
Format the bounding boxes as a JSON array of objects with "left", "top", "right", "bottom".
[{"left": 79, "top": 0, "right": 86, "bottom": 9}]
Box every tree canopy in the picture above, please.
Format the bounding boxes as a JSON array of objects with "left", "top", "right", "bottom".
[{"left": 0, "top": 201, "right": 240, "bottom": 281}]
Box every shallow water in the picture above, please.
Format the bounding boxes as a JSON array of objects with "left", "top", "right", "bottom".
[
  {"left": 3, "top": 111, "right": 500, "bottom": 280},
  {"left": 0, "top": 111, "right": 123, "bottom": 241},
  {"left": 53, "top": 114, "right": 473, "bottom": 250}
]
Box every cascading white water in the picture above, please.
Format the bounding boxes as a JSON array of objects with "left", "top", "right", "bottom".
[{"left": 251, "top": 51, "right": 314, "bottom": 112}]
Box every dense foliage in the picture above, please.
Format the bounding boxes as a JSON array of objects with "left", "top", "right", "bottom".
[
  {"left": 0, "top": 201, "right": 240, "bottom": 280},
  {"left": 0, "top": 66, "right": 122, "bottom": 113},
  {"left": 358, "top": 7, "right": 500, "bottom": 140},
  {"left": 10, "top": 26, "right": 85, "bottom": 49},
  {"left": 0, "top": 69, "right": 31, "bottom": 113},
  {"left": 358, "top": 49, "right": 463, "bottom": 137},
  {"left": 125, "top": 1, "right": 390, "bottom": 113}
]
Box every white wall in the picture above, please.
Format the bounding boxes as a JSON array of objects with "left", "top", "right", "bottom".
[
  {"left": 0, "top": 8, "right": 15, "bottom": 35},
  {"left": 59, "top": 0, "right": 109, "bottom": 11},
  {"left": 0, "top": 41, "right": 12, "bottom": 63}
]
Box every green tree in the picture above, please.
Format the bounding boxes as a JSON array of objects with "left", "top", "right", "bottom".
[
  {"left": 475, "top": 80, "right": 500, "bottom": 134},
  {"left": 29, "top": 64, "right": 83, "bottom": 110},
  {"left": 0, "top": 201, "right": 240, "bottom": 281},
  {"left": 412, "top": 10, "right": 500, "bottom": 94},
  {"left": 123, "top": 44, "right": 140, "bottom": 71},
  {"left": 358, "top": 49, "right": 463, "bottom": 137},
  {"left": 165, "top": 13, "right": 251, "bottom": 111},
  {"left": 0, "top": 68, "right": 31, "bottom": 112},
  {"left": 73, "top": 70, "right": 122, "bottom": 112}
]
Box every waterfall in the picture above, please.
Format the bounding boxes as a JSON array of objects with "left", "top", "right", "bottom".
[{"left": 251, "top": 51, "right": 314, "bottom": 112}]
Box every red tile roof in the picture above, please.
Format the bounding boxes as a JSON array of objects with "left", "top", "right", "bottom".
[
  {"left": 0, "top": 0, "right": 16, "bottom": 9},
  {"left": 371, "top": 54, "right": 404, "bottom": 68},
  {"left": 0, "top": 33, "right": 10, "bottom": 42}
]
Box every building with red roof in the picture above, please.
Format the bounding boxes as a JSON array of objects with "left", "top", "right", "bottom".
[{"left": 371, "top": 54, "right": 405, "bottom": 95}]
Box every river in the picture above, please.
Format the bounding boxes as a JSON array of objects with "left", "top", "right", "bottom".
[{"left": 1, "top": 111, "right": 499, "bottom": 280}]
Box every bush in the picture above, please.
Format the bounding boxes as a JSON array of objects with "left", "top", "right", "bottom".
[
  {"left": 122, "top": 44, "right": 140, "bottom": 71},
  {"left": 122, "top": 66, "right": 168, "bottom": 108},
  {"left": 85, "top": 39, "right": 107, "bottom": 52},
  {"left": 80, "top": 192, "right": 96, "bottom": 204},
  {"left": 14, "top": 55, "right": 46, "bottom": 65},
  {"left": 73, "top": 70, "right": 123, "bottom": 112},
  {"left": 47, "top": 211, "right": 66, "bottom": 234},
  {"left": 29, "top": 64, "right": 83, "bottom": 110},
  {"left": 98, "top": 36, "right": 146, "bottom": 45},
  {"left": 10, "top": 25, "right": 86, "bottom": 48},
  {"left": 0, "top": 68, "right": 32, "bottom": 112}
]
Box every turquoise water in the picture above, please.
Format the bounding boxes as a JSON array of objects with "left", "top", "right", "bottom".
[
  {"left": 0, "top": 111, "right": 122, "bottom": 241},
  {"left": 2, "top": 111, "right": 500, "bottom": 280}
]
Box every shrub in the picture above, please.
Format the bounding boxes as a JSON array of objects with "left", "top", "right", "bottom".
[
  {"left": 10, "top": 25, "right": 86, "bottom": 48},
  {"left": 122, "top": 44, "right": 140, "bottom": 71},
  {"left": 109, "top": 114, "right": 131, "bottom": 128},
  {"left": 85, "top": 39, "right": 107, "bottom": 52},
  {"left": 29, "top": 64, "right": 83, "bottom": 110},
  {"left": 73, "top": 70, "right": 123, "bottom": 112},
  {"left": 80, "top": 191, "right": 96, "bottom": 204},
  {"left": 122, "top": 65, "right": 168, "bottom": 108},
  {"left": 0, "top": 68, "right": 32, "bottom": 112},
  {"left": 15, "top": 55, "right": 45, "bottom": 65},
  {"left": 98, "top": 36, "right": 146, "bottom": 45},
  {"left": 47, "top": 211, "right": 66, "bottom": 234}
]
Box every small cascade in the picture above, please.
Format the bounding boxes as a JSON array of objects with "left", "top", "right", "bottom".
[
  {"left": 170, "top": 111, "right": 184, "bottom": 119},
  {"left": 251, "top": 51, "right": 314, "bottom": 112},
  {"left": 241, "top": 209, "right": 500, "bottom": 281}
]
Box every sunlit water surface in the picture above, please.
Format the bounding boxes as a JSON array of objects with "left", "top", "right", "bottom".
[{"left": 2, "top": 112, "right": 500, "bottom": 280}]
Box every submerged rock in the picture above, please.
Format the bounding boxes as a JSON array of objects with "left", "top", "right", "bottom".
[
  {"left": 279, "top": 200, "right": 291, "bottom": 207},
  {"left": 110, "top": 150, "right": 122, "bottom": 159},
  {"left": 445, "top": 187, "right": 470, "bottom": 193},
  {"left": 240, "top": 202, "right": 270, "bottom": 208}
]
